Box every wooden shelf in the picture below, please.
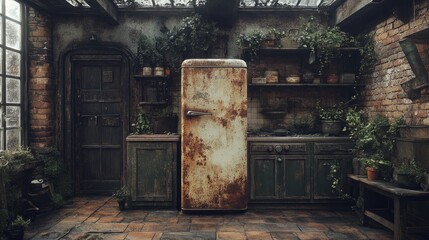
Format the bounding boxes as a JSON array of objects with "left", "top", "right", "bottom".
[
  {"left": 139, "top": 102, "right": 167, "bottom": 106},
  {"left": 134, "top": 75, "right": 168, "bottom": 80},
  {"left": 248, "top": 83, "right": 363, "bottom": 87}
]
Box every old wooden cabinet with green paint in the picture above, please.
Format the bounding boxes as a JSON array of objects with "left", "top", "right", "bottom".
[
  {"left": 126, "top": 135, "right": 179, "bottom": 208},
  {"left": 248, "top": 138, "right": 353, "bottom": 203}
]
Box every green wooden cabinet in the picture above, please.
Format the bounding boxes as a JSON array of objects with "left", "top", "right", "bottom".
[
  {"left": 248, "top": 138, "right": 353, "bottom": 203},
  {"left": 126, "top": 135, "right": 179, "bottom": 208},
  {"left": 250, "top": 155, "right": 311, "bottom": 200}
]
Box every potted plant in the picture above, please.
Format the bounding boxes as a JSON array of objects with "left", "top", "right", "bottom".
[
  {"left": 395, "top": 159, "right": 426, "bottom": 189},
  {"left": 5, "top": 216, "right": 30, "bottom": 240},
  {"left": 236, "top": 31, "right": 265, "bottom": 62},
  {"left": 316, "top": 102, "right": 345, "bottom": 136},
  {"left": 131, "top": 112, "right": 153, "bottom": 134},
  {"left": 112, "top": 186, "right": 130, "bottom": 211},
  {"left": 296, "top": 17, "right": 355, "bottom": 75},
  {"left": 362, "top": 155, "right": 390, "bottom": 181},
  {"left": 264, "top": 28, "right": 286, "bottom": 48}
]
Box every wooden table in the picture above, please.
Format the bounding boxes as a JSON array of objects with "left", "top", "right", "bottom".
[{"left": 348, "top": 174, "right": 429, "bottom": 240}]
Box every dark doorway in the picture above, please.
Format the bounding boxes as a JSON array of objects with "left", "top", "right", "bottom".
[{"left": 73, "top": 56, "right": 126, "bottom": 194}]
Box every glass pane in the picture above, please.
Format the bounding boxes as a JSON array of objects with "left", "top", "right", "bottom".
[
  {"left": 0, "top": 18, "right": 2, "bottom": 45},
  {"left": 0, "top": 50, "right": 2, "bottom": 74},
  {"left": 6, "top": 77, "right": 20, "bottom": 103},
  {"left": 6, "top": 128, "right": 20, "bottom": 150},
  {"left": 6, "top": 106, "right": 20, "bottom": 127},
  {"left": 6, "top": 19, "right": 21, "bottom": 50},
  {"left": 6, "top": 50, "right": 20, "bottom": 77},
  {"left": 5, "top": 0, "right": 20, "bottom": 21}
]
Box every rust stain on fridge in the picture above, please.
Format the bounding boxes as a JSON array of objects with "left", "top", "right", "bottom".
[{"left": 181, "top": 59, "right": 247, "bottom": 210}]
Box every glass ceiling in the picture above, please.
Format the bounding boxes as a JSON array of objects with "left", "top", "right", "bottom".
[{"left": 64, "top": 0, "right": 328, "bottom": 8}]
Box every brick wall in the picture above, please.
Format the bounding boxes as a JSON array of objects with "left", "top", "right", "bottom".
[
  {"left": 361, "top": 1, "right": 429, "bottom": 125},
  {"left": 27, "top": 8, "right": 55, "bottom": 148}
]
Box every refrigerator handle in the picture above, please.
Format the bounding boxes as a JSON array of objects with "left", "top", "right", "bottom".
[{"left": 186, "top": 110, "right": 212, "bottom": 117}]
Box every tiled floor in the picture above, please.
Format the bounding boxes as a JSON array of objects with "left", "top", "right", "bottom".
[{"left": 25, "top": 197, "right": 393, "bottom": 240}]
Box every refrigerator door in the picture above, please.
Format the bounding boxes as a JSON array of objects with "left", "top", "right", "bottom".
[{"left": 181, "top": 59, "right": 247, "bottom": 210}]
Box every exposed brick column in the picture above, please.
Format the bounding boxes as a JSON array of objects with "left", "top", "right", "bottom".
[
  {"left": 361, "top": 1, "right": 429, "bottom": 124},
  {"left": 27, "top": 8, "right": 54, "bottom": 149}
]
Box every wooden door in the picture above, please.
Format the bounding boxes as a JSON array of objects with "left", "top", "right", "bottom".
[{"left": 75, "top": 60, "right": 123, "bottom": 194}]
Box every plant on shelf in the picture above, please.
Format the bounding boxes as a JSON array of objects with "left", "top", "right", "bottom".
[
  {"left": 296, "top": 17, "right": 357, "bottom": 75},
  {"left": 395, "top": 159, "right": 426, "bottom": 189},
  {"left": 264, "top": 28, "right": 286, "bottom": 48},
  {"left": 131, "top": 112, "right": 153, "bottom": 134},
  {"left": 236, "top": 31, "right": 265, "bottom": 62},
  {"left": 361, "top": 154, "right": 390, "bottom": 181},
  {"left": 316, "top": 101, "right": 345, "bottom": 136},
  {"left": 112, "top": 186, "right": 130, "bottom": 211}
]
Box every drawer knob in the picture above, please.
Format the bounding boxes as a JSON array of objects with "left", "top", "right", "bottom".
[{"left": 277, "top": 157, "right": 283, "bottom": 163}]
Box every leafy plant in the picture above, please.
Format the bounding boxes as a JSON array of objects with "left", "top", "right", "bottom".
[
  {"left": 297, "top": 17, "right": 361, "bottom": 75},
  {"left": 1, "top": 147, "right": 35, "bottom": 164},
  {"left": 355, "top": 33, "right": 377, "bottom": 75},
  {"left": 344, "top": 109, "right": 404, "bottom": 159},
  {"left": 131, "top": 112, "right": 153, "bottom": 134},
  {"left": 9, "top": 216, "right": 30, "bottom": 229},
  {"left": 362, "top": 155, "right": 390, "bottom": 170},
  {"left": 396, "top": 159, "right": 426, "bottom": 182},
  {"left": 236, "top": 31, "right": 265, "bottom": 61},
  {"left": 316, "top": 101, "right": 345, "bottom": 121},
  {"left": 158, "top": 14, "right": 219, "bottom": 71},
  {"left": 112, "top": 186, "right": 130, "bottom": 201}
]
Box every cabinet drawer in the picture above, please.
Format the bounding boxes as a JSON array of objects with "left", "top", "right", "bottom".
[
  {"left": 250, "top": 143, "right": 308, "bottom": 155},
  {"left": 314, "top": 142, "right": 353, "bottom": 155}
]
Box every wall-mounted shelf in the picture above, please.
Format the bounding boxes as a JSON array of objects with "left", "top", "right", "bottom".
[
  {"left": 134, "top": 75, "right": 170, "bottom": 105},
  {"left": 248, "top": 83, "right": 363, "bottom": 87}
]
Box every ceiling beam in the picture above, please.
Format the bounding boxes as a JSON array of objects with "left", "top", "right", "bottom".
[
  {"left": 333, "top": 0, "right": 391, "bottom": 29},
  {"left": 84, "top": 0, "right": 119, "bottom": 25}
]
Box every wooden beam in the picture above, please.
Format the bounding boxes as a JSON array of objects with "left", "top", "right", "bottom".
[
  {"left": 334, "top": 0, "right": 373, "bottom": 26},
  {"left": 84, "top": 0, "right": 119, "bottom": 25}
]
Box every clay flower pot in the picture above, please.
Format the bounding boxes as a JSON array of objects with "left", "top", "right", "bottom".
[{"left": 366, "top": 167, "right": 379, "bottom": 181}]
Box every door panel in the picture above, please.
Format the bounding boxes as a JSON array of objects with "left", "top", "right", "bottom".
[
  {"left": 75, "top": 61, "right": 123, "bottom": 194},
  {"left": 283, "top": 156, "right": 310, "bottom": 199},
  {"left": 250, "top": 155, "right": 278, "bottom": 200}
]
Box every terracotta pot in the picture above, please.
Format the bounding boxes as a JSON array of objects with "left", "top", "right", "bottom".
[
  {"left": 326, "top": 74, "right": 339, "bottom": 84},
  {"left": 263, "top": 38, "right": 276, "bottom": 48},
  {"left": 366, "top": 167, "right": 379, "bottom": 181}
]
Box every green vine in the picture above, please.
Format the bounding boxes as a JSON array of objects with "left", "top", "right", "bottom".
[{"left": 131, "top": 112, "right": 153, "bottom": 134}]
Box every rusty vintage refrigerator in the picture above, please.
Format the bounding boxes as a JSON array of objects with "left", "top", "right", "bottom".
[{"left": 181, "top": 59, "right": 247, "bottom": 211}]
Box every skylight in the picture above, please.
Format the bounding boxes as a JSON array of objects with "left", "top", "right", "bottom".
[{"left": 113, "top": 0, "right": 325, "bottom": 8}]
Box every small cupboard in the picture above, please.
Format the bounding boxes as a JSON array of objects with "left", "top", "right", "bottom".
[{"left": 126, "top": 134, "right": 179, "bottom": 209}]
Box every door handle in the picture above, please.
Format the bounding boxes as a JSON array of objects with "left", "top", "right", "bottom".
[{"left": 186, "top": 110, "right": 212, "bottom": 117}]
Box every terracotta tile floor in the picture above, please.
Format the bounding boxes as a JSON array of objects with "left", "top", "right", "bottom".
[{"left": 25, "top": 197, "right": 394, "bottom": 240}]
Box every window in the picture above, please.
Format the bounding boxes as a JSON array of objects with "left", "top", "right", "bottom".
[{"left": 0, "top": 0, "right": 22, "bottom": 150}]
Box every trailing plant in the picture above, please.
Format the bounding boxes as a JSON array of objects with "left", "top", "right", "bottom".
[
  {"left": 131, "top": 112, "right": 153, "bottom": 134},
  {"left": 328, "top": 161, "right": 354, "bottom": 201},
  {"left": 355, "top": 33, "right": 377, "bottom": 75},
  {"left": 236, "top": 31, "right": 265, "bottom": 61}
]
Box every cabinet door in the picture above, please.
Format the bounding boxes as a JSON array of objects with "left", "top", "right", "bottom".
[
  {"left": 250, "top": 155, "right": 280, "bottom": 200},
  {"left": 127, "top": 142, "right": 174, "bottom": 203},
  {"left": 282, "top": 156, "right": 311, "bottom": 199},
  {"left": 313, "top": 155, "right": 352, "bottom": 199}
]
